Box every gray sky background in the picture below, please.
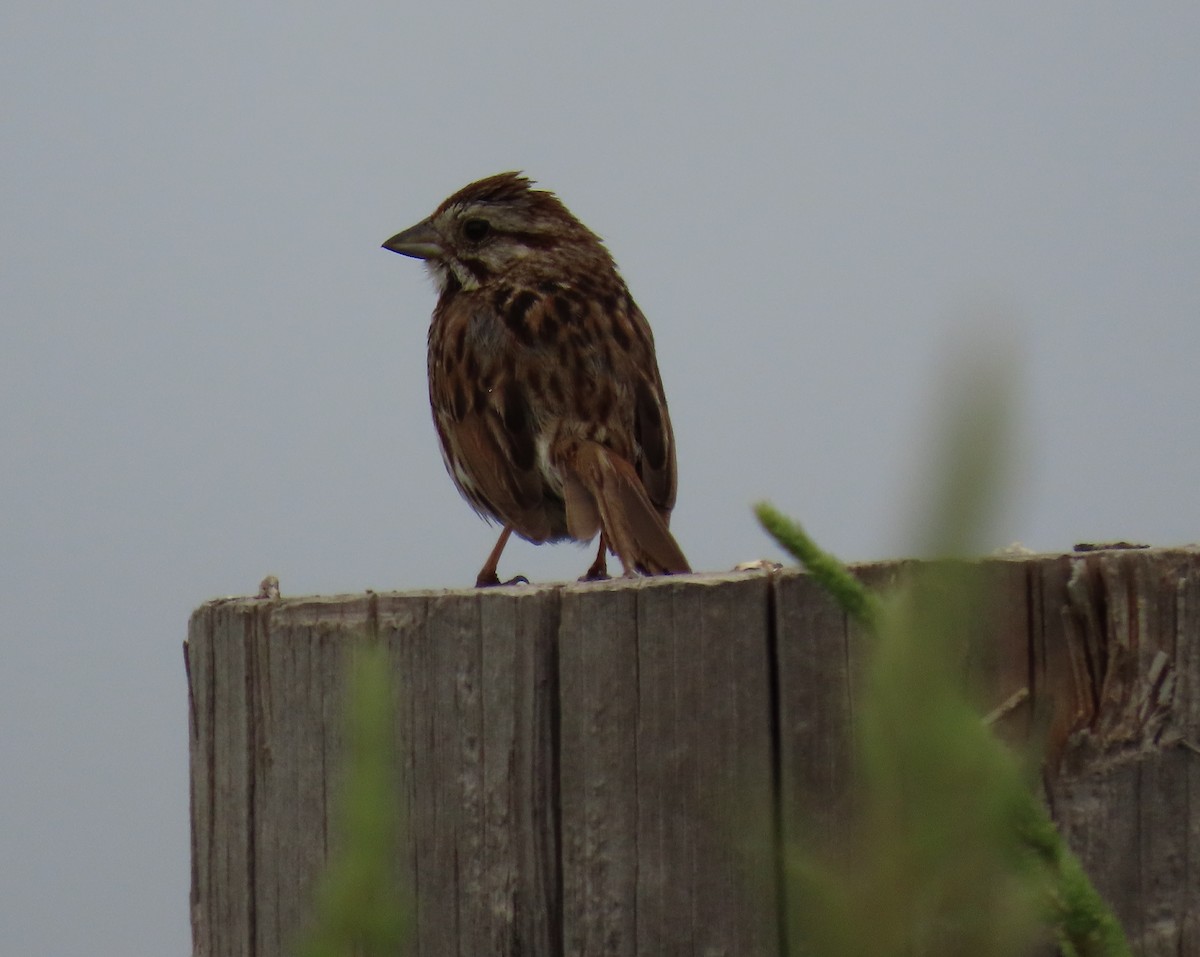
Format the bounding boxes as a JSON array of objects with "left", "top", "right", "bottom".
[{"left": 3, "top": 2, "right": 1198, "bottom": 953}]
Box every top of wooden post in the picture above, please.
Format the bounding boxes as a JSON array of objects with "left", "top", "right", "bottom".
[{"left": 187, "top": 546, "right": 1200, "bottom": 957}]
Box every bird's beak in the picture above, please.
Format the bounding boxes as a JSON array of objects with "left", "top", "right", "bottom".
[{"left": 382, "top": 219, "right": 443, "bottom": 260}]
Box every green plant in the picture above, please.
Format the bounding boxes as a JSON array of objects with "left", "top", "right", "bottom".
[
  {"left": 299, "top": 643, "right": 411, "bottom": 957},
  {"left": 755, "top": 347, "right": 1129, "bottom": 957}
]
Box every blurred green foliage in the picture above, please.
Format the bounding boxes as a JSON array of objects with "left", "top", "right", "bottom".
[
  {"left": 299, "top": 643, "right": 411, "bottom": 957},
  {"left": 756, "top": 344, "right": 1129, "bottom": 956}
]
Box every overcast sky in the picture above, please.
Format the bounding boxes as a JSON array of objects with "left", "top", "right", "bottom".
[{"left": 3, "top": 3, "right": 1198, "bottom": 954}]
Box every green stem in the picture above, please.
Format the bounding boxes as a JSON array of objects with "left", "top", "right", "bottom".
[
  {"left": 754, "top": 501, "right": 880, "bottom": 628},
  {"left": 755, "top": 501, "right": 1132, "bottom": 957}
]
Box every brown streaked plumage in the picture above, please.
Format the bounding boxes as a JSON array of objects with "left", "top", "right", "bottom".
[{"left": 383, "top": 172, "right": 689, "bottom": 586}]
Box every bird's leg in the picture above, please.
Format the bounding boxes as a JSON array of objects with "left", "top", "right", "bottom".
[
  {"left": 581, "top": 532, "right": 611, "bottom": 581},
  {"left": 475, "top": 526, "right": 528, "bottom": 587}
]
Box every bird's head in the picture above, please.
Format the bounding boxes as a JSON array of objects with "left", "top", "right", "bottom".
[{"left": 382, "top": 172, "right": 608, "bottom": 294}]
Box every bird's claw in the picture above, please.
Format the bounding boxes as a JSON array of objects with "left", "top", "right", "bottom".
[{"left": 475, "top": 574, "right": 530, "bottom": 588}]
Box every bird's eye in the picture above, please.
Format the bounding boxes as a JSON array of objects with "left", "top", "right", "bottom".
[{"left": 462, "top": 218, "right": 491, "bottom": 242}]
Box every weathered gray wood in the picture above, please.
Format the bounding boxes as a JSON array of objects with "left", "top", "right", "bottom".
[
  {"left": 188, "top": 589, "right": 565, "bottom": 957},
  {"left": 1035, "top": 550, "right": 1200, "bottom": 956},
  {"left": 557, "top": 574, "right": 781, "bottom": 957},
  {"left": 187, "top": 600, "right": 259, "bottom": 957},
  {"left": 187, "top": 548, "right": 1200, "bottom": 957},
  {"left": 249, "top": 596, "right": 357, "bottom": 957},
  {"left": 772, "top": 568, "right": 858, "bottom": 892},
  {"left": 381, "top": 587, "right": 564, "bottom": 957},
  {"left": 558, "top": 581, "right": 640, "bottom": 957},
  {"left": 631, "top": 575, "right": 778, "bottom": 956}
]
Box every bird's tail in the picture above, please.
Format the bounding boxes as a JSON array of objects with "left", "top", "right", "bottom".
[{"left": 558, "top": 439, "right": 690, "bottom": 576}]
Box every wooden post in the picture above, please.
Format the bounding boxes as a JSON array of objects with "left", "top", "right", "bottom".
[{"left": 186, "top": 549, "right": 1200, "bottom": 956}]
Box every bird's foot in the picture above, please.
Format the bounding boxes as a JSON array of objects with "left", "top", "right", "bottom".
[
  {"left": 475, "top": 573, "right": 530, "bottom": 588},
  {"left": 580, "top": 556, "right": 611, "bottom": 582}
]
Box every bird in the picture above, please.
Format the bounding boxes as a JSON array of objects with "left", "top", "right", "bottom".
[{"left": 382, "top": 172, "right": 690, "bottom": 587}]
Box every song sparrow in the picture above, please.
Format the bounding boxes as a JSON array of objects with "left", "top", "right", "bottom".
[{"left": 382, "top": 172, "right": 690, "bottom": 586}]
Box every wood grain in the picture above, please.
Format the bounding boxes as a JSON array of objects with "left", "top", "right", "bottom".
[{"left": 187, "top": 548, "right": 1200, "bottom": 956}]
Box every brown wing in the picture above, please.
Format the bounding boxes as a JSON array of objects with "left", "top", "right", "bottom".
[
  {"left": 436, "top": 405, "right": 555, "bottom": 542},
  {"left": 621, "top": 299, "right": 678, "bottom": 519},
  {"left": 428, "top": 301, "right": 560, "bottom": 542},
  {"left": 510, "top": 286, "right": 679, "bottom": 519}
]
